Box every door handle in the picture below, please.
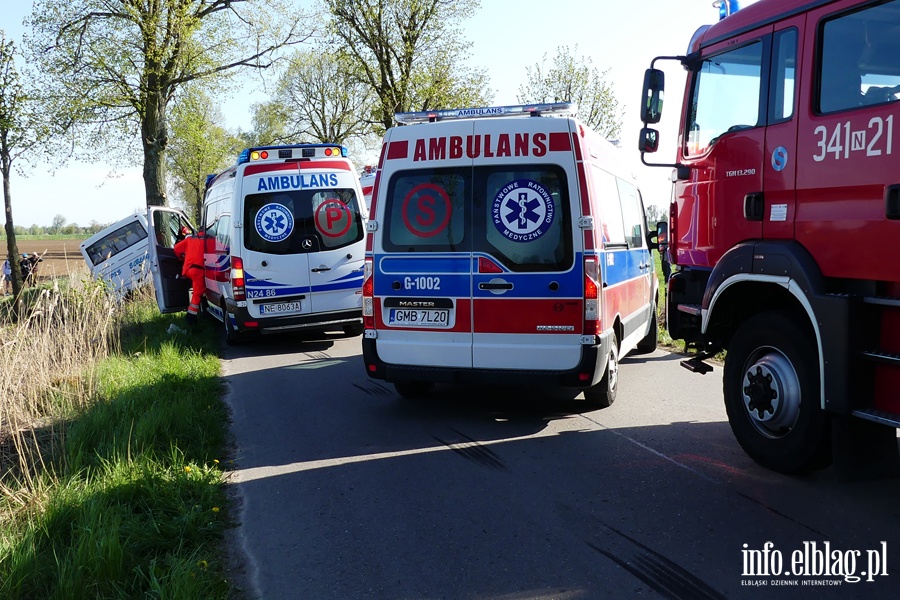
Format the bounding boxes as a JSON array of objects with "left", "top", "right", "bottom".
[
  {"left": 478, "top": 281, "right": 513, "bottom": 291},
  {"left": 744, "top": 192, "right": 764, "bottom": 221},
  {"left": 639, "top": 262, "right": 651, "bottom": 270},
  {"left": 887, "top": 184, "right": 900, "bottom": 220},
  {"left": 311, "top": 266, "right": 331, "bottom": 273}
]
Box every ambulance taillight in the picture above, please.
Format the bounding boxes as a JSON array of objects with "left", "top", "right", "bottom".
[
  {"left": 231, "top": 256, "right": 246, "bottom": 301},
  {"left": 583, "top": 256, "right": 600, "bottom": 337},
  {"left": 362, "top": 258, "right": 374, "bottom": 328}
]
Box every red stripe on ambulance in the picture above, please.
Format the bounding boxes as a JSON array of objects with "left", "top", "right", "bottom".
[{"left": 473, "top": 298, "right": 582, "bottom": 334}]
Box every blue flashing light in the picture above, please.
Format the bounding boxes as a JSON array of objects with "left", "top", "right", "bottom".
[
  {"left": 237, "top": 149, "right": 250, "bottom": 165},
  {"left": 716, "top": 0, "right": 741, "bottom": 20},
  {"left": 205, "top": 174, "right": 217, "bottom": 188}
]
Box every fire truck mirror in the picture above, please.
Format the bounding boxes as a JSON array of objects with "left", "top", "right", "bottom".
[
  {"left": 641, "top": 68, "right": 665, "bottom": 124},
  {"left": 639, "top": 127, "right": 660, "bottom": 153}
]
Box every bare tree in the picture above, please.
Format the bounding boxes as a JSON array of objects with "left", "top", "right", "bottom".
[
  {"left": 27, "top": 0, "right": 316, "bottom": 208},
  {"left": 518, "top": 45, "right": 623, "bottom": 139},
  {"left": 323, "top": 0, "right": 491, "bottom": 133}
]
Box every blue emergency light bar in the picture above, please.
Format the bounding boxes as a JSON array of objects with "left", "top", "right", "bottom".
[
  {"left": 237, "top": 143, "right": 348, "bottom": 165},
  {"left": 395, "top": 102, "right": 578, "bottom": 125}
]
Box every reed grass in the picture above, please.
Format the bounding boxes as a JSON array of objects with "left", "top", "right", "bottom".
[{"left": 0, "top": 270, "right": 230, "bottom": 599}]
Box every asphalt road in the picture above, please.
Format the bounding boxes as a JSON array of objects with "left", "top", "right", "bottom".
[{"left": 221, "top": 333, "right": 900, "bottom": 600}]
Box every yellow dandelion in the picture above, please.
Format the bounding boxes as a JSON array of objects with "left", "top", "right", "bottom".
[
  {"left": 212, "top": 507, "right": 220, "bottom": 513},
  {"left": 184, "top": 466, "right": 192, "bottom": 473},
  {"left": 213, "top": 459, "right": 219, "bottom": 464},
  {"left": 197, "top": 560, "right": 208, "bottom": 569}
]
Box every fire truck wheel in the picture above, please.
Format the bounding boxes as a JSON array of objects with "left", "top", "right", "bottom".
[
  {"left": 584, "top": 332, "right": 618, "bottom": 408},
  {"left": 723, "top": 311, "right": 831, "bottom": 473},
  {"left": 633, "top": 302, "right": 659, "bottom": 355},
  {"left": 394, "top": 381, "right": 434, "bottom": 399}
]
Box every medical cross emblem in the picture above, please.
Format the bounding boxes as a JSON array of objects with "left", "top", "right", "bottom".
[{"left": 255, "top": 203, "right": 294, "bottom": 242}]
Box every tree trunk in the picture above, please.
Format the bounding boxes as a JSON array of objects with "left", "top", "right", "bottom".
[
  {"left": 2, "top": 135, "right": 23, "bottom": 319},
  {"left": 142, "top": 89, "right": 169, "bottom": 207}
]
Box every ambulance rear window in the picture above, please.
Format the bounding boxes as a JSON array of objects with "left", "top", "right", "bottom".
[
  {"left": 383, "top": 168, "right": 469, "bottom": 252},
  {"left": 475, "top": 165, "right": 572, "bottom": 272},
  {"left": 243, "top": 188, "right": 363, "bottom": 254},
  {"left": 382, "top": 165, "right": 572, "bottom": 271}
]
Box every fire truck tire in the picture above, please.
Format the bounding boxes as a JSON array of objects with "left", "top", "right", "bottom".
[
  {"left": 394, "top": 381, "right": 434, "bottom": 398},
  {"left": 584, "top": 332, "right": 618, "bottom": 408},
  {"left": 723, "top": 311, "right": 831, "bottom": 473},
  {"left": 633, "top": 303, "right": 659, "bottom": 355}
]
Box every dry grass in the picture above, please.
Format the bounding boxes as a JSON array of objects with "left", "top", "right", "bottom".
[{"left": 0, "top": 268, "right": 122, "bottom": 500}]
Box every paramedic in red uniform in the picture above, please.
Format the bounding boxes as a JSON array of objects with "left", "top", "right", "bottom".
[{"left": 174, "top": 227, "right": 206, "bottom": 325}]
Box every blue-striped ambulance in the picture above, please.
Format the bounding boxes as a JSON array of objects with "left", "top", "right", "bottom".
[
  {"left": 147, "top": 143, "right": 367, "bottom": 343},
  {"left": 361, "top": 103, "right": 659, "bottom": 404}
]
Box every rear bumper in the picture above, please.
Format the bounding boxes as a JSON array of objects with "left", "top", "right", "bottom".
[
  {"left": 224, "top": 299, "right": 361, "bottom": 334},
  {"left": 362, "top": 330, "right": 612, "bottom": 389}
]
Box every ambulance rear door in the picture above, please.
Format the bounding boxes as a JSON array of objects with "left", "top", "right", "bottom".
[
  {"left": 374, "top": 121, "right": 475, "bottom": 369},
  {"left": 239, "top": 162, "right": 314, "bottom": 320},
  {"left": 470, "top": 117, "right": 583, "bottom": 370},
  {"left": 146, "top": 206, "right": 195, "bottom": 313},
  {"left": 305, "top": 168, "right": 366, "bottom": 315}
]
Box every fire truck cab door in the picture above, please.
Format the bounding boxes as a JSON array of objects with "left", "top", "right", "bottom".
[
  {"left": 146, "top": 206, "right": 196, "bottom": 314},
  {"left": 675, "top": 28, "right": 771, "bottom": 267},
  {"left": 762, "top": 19, "right": 803, "bottom": 241}
]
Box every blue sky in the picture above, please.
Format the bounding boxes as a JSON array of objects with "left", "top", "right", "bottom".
[{"left": 1, "top": 0, "right": 757, "bottom": 226}]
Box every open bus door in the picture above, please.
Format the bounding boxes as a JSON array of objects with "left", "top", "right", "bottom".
[{"left": 146, "top": 206, "right": 197, "bottom": 314}]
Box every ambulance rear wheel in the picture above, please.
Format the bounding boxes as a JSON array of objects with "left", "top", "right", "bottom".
[
  {"left": 222, "top": 305, "right": 245, "bottom": 345},
  {"left": 342, "top": 322, "right": 364, "bottom": 337},
  {"left": 584, "top": 333, "right": 618, "bottom": 409},
  {"left": 394, "top": 381, "right": 434, "bottom": 399},
  {"left": 723, "top": 311, "right": 831, "bottom": 473}
]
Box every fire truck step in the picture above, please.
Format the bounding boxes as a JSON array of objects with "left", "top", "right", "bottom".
[
  {"left": 677, "top": 303, "right": 702, "bottom": 316},
  {"left": 862, "top": 296, "right": 900, "bottom": 308},
  {"left": 680, "top": 355, "right": 714, "bottom": 374},
  {"left": 851, "top": 409, "right": 900, "bottom": 428},
  {"left": 859, "top": 350, "right": 900, "bottom": 366}
]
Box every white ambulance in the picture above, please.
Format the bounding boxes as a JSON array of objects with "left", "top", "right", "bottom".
[
  {"left": 80, "top": 212, "right": 151, "bottom": 300},
  {"left": 361, "top": 103, "right": 659, "bottom": 404},
  {"left": 360, "top": 166, "right": 376, "bottom": 211},
  {"left": 147, "top": 143, "right": 368, "bottom": 343}
]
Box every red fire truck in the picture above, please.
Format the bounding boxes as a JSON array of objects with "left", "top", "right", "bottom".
[{"left": 639, "top": 0, "right": 900, "bottom": 472}]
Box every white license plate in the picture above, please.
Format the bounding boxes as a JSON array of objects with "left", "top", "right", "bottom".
[
  {"left": 259, "top": 301, "right": 302, "bottom": 315},
  {"left": 388, "top": 308, "right": 451, "bottom": 328}
]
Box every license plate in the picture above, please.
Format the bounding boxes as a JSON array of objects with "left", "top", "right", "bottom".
[
  {"left": 388, "top": 308, "right": 450, "bottom": 328},
  {"left": 259, "top": 301, "right": 302, "bottom": 315}
]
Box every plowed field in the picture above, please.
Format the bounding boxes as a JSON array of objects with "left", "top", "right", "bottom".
[{"left": 5, "top": 239, "right": 88, "bottom": 284}]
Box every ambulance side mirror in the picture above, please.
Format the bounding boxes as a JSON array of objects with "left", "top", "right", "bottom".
[{"left": 641, "top": 68, "right": 665, "bottom": 124}]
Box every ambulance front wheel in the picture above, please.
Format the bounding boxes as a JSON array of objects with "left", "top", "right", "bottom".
[
  {"left": 394, "top": 381, "right": 434, "bottom": 399},
  {"left": 584, "top": 333, "right": 618, "bottom": 409}
]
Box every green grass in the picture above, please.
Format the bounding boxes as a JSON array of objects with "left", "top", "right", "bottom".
[
  {"left": 652, "top": 249, "right": 682, "bottom": 351},
  {"left": 0, "top": 299, "right": 231, "bottom": 599}
]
